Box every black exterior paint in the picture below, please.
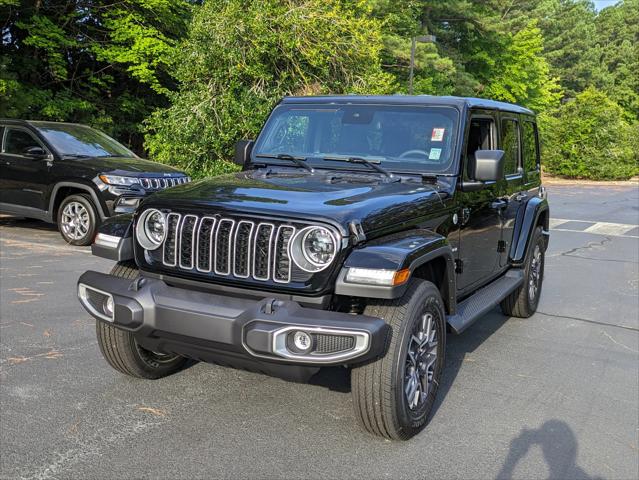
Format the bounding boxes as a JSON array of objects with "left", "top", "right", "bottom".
[
  {"left": 91, "top": 95, "right": 547, "bottom": 320},
  {"left": 0, "top": 119, "right": 186, "bottom": 223}
]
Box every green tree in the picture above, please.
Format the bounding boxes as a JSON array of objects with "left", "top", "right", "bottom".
[
  {"left": 485, "top": 21, "right": 562, "bottom": 112},
  {"left": 596, "top": 0, "right": 639, "bottom": 120},
  {"left": 144, "top": 0, "right": 396, "bottom": 177},
  {"left": 540, "top": 87, "right": 638, "bottom": 179},
  {"left": 0, "top": 0, "right": 192, "bottom": 151}
]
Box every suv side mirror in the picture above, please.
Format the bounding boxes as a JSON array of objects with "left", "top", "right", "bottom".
[
  {"left": 234, "top": 140, "right": 254, "bottom": 170},
  {"left": 461, "top": 150, "right": 505, "bottom": 191},
  {"left": 23, "top": 146, "right": 49, "bottom": 160}
]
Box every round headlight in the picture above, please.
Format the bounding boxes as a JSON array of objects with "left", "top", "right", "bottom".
[
  {"left": 290, "top": 226, "right": 337, "bottom": 272},
  {"left": 136, "top": 208, "right": 166, "bottom": 250}
]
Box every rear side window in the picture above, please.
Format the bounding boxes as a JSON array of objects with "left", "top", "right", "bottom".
[
  {"left": 522, "top": 121, "right": 539, "bottom": 172},
  {"left": 500, "top": 119, "right": 520, "bottom": 175},
  {"left": 4, "top": 128, "right": 42, "bottom": 155}
]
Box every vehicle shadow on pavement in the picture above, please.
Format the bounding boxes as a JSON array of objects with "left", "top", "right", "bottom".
[
  {"left": 431, "top": 308, "right": 508, "bottom": 417},
  {"left": 496, "top": 420, "right": 603, "bottom": 480},
  {"left": 0, "top": 215, "right": 57, "bottom": 233}
]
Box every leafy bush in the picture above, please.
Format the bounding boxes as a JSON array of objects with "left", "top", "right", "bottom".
[
  {"left": 540, "top": 88, "right": 639, "bottom": 180},
  {"left": 144, "top": 0, "right": 396, "bottom": 177}
]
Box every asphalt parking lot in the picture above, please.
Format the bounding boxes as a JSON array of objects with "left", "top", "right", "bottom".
[{"left": 1, "top": 184, "right": 638, "bottom": 480}]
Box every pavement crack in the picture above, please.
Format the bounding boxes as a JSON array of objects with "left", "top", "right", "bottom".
[
  {"left": 560, "top": 236, "right": 612, "bottom": 257},
  {"left": 536, "top": 311, "right": 639, "bottom": 332}
]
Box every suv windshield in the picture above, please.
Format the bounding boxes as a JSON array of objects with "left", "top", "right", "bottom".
[
  {"left": 253, "top": 104, "right": 459, "bottom": 174},
  {"left": 34, "top": 123, "right": 135, "bottom": 158}
]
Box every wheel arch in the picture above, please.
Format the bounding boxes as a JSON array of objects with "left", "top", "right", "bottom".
[
  {"left": 49, "top": 182, "right": 107, "bottom": 222},
  {"left": 335, "top": 229, "right": 457, "bottom": 314},
  {"left": 509, "top": 196, "right": 549, "bottom": 266}
]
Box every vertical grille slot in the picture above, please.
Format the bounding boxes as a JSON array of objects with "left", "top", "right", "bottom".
[
  {"left": 196, "top": 217, "right": 216, "bottom": 272},
  {"left": 179, "top": 215, "right": 198, "bottom": 269},
  {"left": 214, "top": 219, "right": 235, "bottom": 275},
  {"left": 233, "top": 221, "right": 254, "bottom": 278},
  {"left": 253, "top": 223, "right": 274, "bottom": 281},
  {"left": 163, "top": 213, "right": 181, "bottom": 266},
  {"left": 273, "top": 226, "right": 295, "bottom": 283}
]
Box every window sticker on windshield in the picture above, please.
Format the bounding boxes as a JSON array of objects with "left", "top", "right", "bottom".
[
  {"left": 431, "top": 128, "right": 445, "bottom": 142},
  {"left": 429, "top": 148, "right": 442, "bottom": 160}
]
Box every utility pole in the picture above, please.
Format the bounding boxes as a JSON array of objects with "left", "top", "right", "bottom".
[{"left": 408, "top": 34, "right": 437, "bottom": 95}]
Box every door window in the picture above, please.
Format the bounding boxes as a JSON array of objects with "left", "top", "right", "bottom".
[
  {"left": 4, "top": 128, "right": 43, "bottom": 156},
  {"left": 500, "top": 119, "right": 520, "bottom": 175},
  {"left": 522, "top": 121, "right": 539, "bottom": 172},
  {"left": 465, "top": 117, "right": 495, "bottom": 178}
]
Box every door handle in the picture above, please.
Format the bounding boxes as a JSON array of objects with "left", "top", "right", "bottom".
[{"left": 491, "top": 199, "right": 508, "bottom": 210}]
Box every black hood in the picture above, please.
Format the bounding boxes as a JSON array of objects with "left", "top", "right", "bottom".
[
  {"left": 77, "top": 156, "right": 183, "bottom": 176},
  {"left": 144, "top": 169, "right": 454, "bottom": 234}
]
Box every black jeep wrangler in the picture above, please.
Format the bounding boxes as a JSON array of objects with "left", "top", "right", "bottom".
[
  {"left": 0, "top": 120, "right": 190, "bottom": 245},
  {"left": 77, "top": 96, "right": 549, "bottom": 440}
]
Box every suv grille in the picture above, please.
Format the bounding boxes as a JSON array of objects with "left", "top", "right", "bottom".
[
  {"left": 140, "top": 177, "right": 190, "bottom": 190},
  {"left": 161, "top": 213, "right": 296, "bottom": 283}
]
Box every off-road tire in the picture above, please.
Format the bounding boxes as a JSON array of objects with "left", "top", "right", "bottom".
[
  {"left": 351, "top": 279, "right": 446, "bottom": 440},
  {"left": 500, "top": 226, "right": 545, "bottom": 318},
  {"left": 57, "top": 194, "right": 99, "bottom": 246},
  {"left": 95, "top": 261, "right": 188, "bottom": 379}
]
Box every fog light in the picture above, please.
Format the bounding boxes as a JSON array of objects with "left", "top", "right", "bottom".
[
  {"left": 287, "top": 330, "right": 313, "bottom": 354},
  {"left": 103, "top": 296, "right": 114, "bottom": 317}
]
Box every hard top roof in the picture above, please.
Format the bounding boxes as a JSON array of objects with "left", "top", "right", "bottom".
[{"left": 281, "top": 95, "right": 535, "bottom": 115}]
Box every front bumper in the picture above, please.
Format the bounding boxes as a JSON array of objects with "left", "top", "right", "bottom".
[{"left": 78, "top": 271, "right": 389, "bottom": 378}]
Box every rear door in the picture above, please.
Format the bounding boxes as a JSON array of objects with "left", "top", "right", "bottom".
[
  {"left": 497, "top": 114, "right": 525, "bottom": 267},
  {"left": 0, "top": 126, "right": 53, "bottom": 210}
]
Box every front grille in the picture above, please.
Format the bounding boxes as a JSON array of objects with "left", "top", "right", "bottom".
[
  {"left": 140, "top": 176, "right": 189, "bottom": 190},
  {"left": 162, "top": 214, "right": 297, "bottom": 283},
  {"left": 314, "top": 334, "right": 355, "bottom": 354}
]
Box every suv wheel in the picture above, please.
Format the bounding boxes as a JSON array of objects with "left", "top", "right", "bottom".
[
  {"left": 500, "top": 226, "right": 545, "bottom": 318},
  {"left": 57, "top": 194, "right": 98, "bottom": 246},
  {"left": 95, "top": 262, "right": 189, "bottom": 379},
  {"left": 351, "top": 279, "right": 446, "bottom": 440}
]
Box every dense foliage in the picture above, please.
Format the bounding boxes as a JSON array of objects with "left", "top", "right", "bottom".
[
  {"left": 1, "top": 0, "right": 637, "bottom": 179},
  {"left": 540, "top": 88, "right": 638, "bottom": 179},
  {"left": 144, "top": 0, "right": 394, "bottom": 177},
  {"left": 0, "top": 0, "right": 192, "bottom": 151}
]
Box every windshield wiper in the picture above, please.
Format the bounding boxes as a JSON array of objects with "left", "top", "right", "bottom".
[
  {"left": 255, "top": 153, "right": 314, "bottom": 173},
  {"left": 323, "top": 156, "right": 394, "bottom": 179},
  {"left": 61, "top": 154, "right": 91, "bottom": 159}
]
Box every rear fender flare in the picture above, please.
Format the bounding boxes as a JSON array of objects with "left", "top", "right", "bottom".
[{"left": 510, "top": 197, "right": 549, "bottom": 265}]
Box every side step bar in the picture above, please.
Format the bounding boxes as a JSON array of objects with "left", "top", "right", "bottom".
[{"left": 447, "top": 269, "right": 524, "bottom": 334}]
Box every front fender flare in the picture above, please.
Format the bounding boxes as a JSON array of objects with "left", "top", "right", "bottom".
[
  {"left": 91, "top": 214, "right": 134, "bottom": 261},
  {"left": 335, "top": 230, "right": 456, "bottom": 312}
]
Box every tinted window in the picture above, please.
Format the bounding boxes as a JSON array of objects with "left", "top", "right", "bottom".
[
  {"left": 501, "top": 119, "right": 520, "bottom": 175},
  {"left": 35, "top": 124, "right": 134, "bottom": 158},
  {"left": 4, "top": 129, "right": 42, "bottom": 155},
  {"left": 254, "top": 105, "right": 459, "bottom": 173},
  {"left": 522, "top": 121, "right": 539, "bottom": 172},
  {"left": 466, "top": 117, "right": 494, "bottom": 178}
]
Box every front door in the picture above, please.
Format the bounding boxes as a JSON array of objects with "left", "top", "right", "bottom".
[
  {"left": 457, "top": 111, "right": 503, "bottom": 292},
  {"left": 0, "top": 127, "right": 52, "bottom": 210}
]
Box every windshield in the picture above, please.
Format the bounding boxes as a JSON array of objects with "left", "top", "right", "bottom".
[
  {"left": 35, "top": 124, "right": 135, "bottom": 158},
  {"left": 252, "top": 104, "right": 459, "bottom": 173}
]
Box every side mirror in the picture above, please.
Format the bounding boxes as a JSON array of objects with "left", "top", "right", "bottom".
[
  {"left": 234, "top": 140, "right": 254, "bottom": 170},
  {"left": 461, "top": 150, "right": 504, "bottom": 191},
  {"left": 473, "top": 149, "right": 505, "bottom": 182},
  {"left": 23, "top": 146, "right": 49, "bottom": 160}
]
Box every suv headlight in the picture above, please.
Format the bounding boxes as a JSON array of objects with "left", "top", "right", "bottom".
[
  {"left": 290, "top": 226, "right": 337, "bottom": 272},
  {"left": 136, "top": 208, "right": 166, "bottom": 250},
  {"left": 99, "top": 174, "right": 140, "bottom": 186}
]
